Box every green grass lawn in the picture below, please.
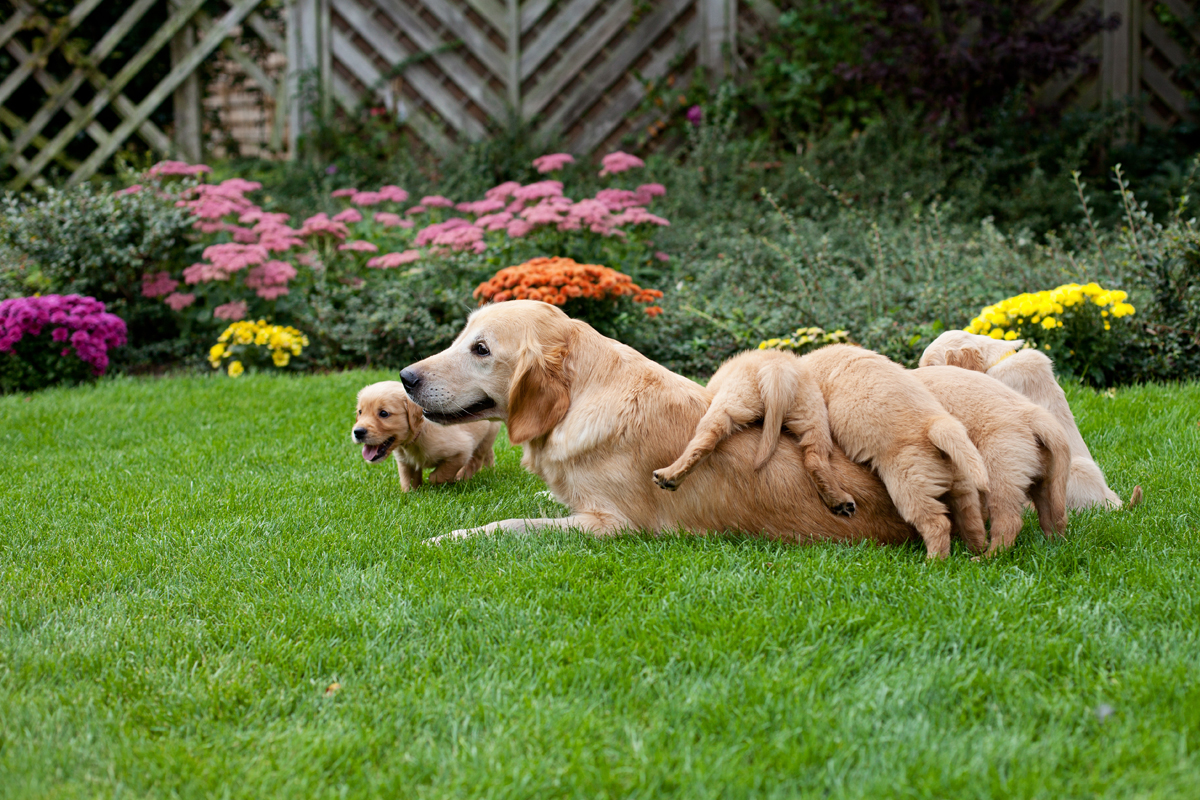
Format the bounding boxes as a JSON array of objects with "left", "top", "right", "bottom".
[{"left": 1, "top": 370, "right": 1198, "bottom": 798}]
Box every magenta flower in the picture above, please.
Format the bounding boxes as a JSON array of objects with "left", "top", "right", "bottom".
[
  {"left": 532, "top": 153, "right": 575, "bottom": 173},
  {"left": 332, "top": 208, "right": 363, "bottom": 224},
  {"left": 367, "top": 250, "right": 421, "bottom": 268},
  {"left": 686, "top": 105, "right": 702, "bottom": 127},
  {"left": 141, "top": 271, "right": 179, "bottom": 298},
  {"left": 338, "top": 240, "right": 379, "bottom": 252},
  {"left": 0, "top": 294, "right": 127, "bottom": 375},
  {"left": 213, "top": 301, "right": 248, "bottom": 321},
  {"left": 164, "top": 292, "right": 196, "bottom": 311},
  {"left": 420, "top": 195, "right": 454, "bottom": 208},
  {"left": 599, "top": 151, "right": 645, "bottom": 176}
]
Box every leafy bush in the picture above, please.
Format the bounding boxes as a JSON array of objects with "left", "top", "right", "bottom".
[
  {"left": 208, "top": 320, "right": 310, "bottom": 377},
  {"left": 0, "top": 295, "right": 127, "bottom": 392},
  {"left": 0, "top": 182, "right": 195, "bottom": 366}
]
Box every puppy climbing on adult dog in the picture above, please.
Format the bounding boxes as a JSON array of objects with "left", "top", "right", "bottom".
[{"left": 353, "top": 380, "right": 500, "bottom": 491}]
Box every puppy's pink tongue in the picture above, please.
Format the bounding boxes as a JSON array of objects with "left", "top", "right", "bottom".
[{"left": 362, "top": 443, "right": 381, "bottom": 462}]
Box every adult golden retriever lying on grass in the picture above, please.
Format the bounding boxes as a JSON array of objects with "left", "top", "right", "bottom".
[{"left": 400, "top": 301, "right": 917, "bottom": 546}]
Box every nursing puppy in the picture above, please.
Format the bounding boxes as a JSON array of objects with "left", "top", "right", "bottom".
[
  {"left": 400, "top": 301, "right": 919, "bottom": 548},
  {"left": 919, "top": 330, "right": 1128, "bottom": 509},
  {"left": 798, "top": 344, "right": 991, "bottom": 559},
  {"left": 651, "top": 349, "right": 857, "bottom": 517},
  {"left": 915, "top": 366, "right": 1071, "bottom": 555},
  {"left": 353, "top": 381, "right": 500, "bottom": 491}
]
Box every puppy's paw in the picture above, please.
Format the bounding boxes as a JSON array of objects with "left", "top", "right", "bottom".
[
  {"left": 652, "top": 470, "right": 679, "bottom": 491},
  {"left": 831, "top": 500, "right": 856, "bottom": 517}
]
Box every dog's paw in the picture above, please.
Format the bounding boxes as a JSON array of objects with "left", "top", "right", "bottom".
[
  {"left": 832, "top": 500, "right": 856, "bottom": 517},
  {"left": 652, "top": 470, "right": 679, "bottom": 491}
]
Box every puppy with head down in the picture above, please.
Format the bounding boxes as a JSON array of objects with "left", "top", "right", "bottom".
[
  {"left": 919, "top": 330, "right": 1131, "bottom": 509},
  {"left": 353, "top": 381, "right": 500, "bottom": 491}
]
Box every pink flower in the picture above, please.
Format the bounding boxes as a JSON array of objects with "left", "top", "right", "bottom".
[
  {"left": 414, "top": 218, "right": 483, "bottom": 250},
  {"left": 51, "top": 326, "right": 69, "bottom": 342},
  {"left": 351, "top": 191, "right": 383, "bottom": 206},
  {"left": 339, "top": 240, "right": 379, "bottom": 252},
  {"left": 192, "top": 220, "right": 239, "bottom": 234},
  {"left": 213, "top": 301, "right": 248, "bottom": 321},
  {"left": 505, "top": 199, "right": 526, "bottom": 214},
  {"left": 373, "top": 212, "right": 412, "bottom": 228},
  {"left": 520, "top": 203, "right": 566, "bottom": 225},
  {"left": 599, "top": 151, "right": 645, "bottom": 176},
  {"left": 655, "top": 251, "right": 670, "bottom": 262},
  {"left": 636, "top": 183, "right": 666, "bottom": 198},
  {"left": 475, "top": 211, "right": 513, "bottom": 231},
  {"left": 147, "top": 160, "right": 212, "bottom": 177},
  {"left": 379, "top": 185, "right": 409, "bottom": 203},
  {"left": 367, "top": 250, "right": 421, "bottom": 268},
  {"left": 612, "top": 207, "right": 670, "bottom": 227},
  {"left": 512, "top": 181, "right": 563, "bottom": 201},
  {"left": 455, "top": 198, "right": 507, "bottom": 215},
  {"left": 332, "top": 208, "right": 363, "bottom": 223},
  {"left": 686, "top": 105, "right": 703, "bottom": 126},
  {"left": 141, "top": 271, "right": 179, "bottom": 298},
  {"left": 420, "top": 195, "right": 454, "bottom": 208},
  {"left": 164, "top": 292, "right": 196, "bottom": 311},
  {"left": 202, "top": 243, "right": 268, "bottom": 272},
  {"left": 532, "top": 153, "right": 576, "bottom": 173},
  {"left": 182, "top": 263, "right": 226, "bottom": 284},
  {"left": 218, "top": 178, "right": 262, "bottom": 194},
  {"left": 240, "top": 210, "right": 290, "bottom": 225},
  {"left": 330, "top": 187, "right": 358, "bottom": 198},
  {"left": 506, "top": 219, "right": 534, "bottom": 238},
  {"left": 115, "top": 184, "right": 142, "bottom": 196},
  {"left": 485, "top": 181, "right": 521, "bottom": 201},
  {"left": 563, "top": 199, "right": 615, "bottom": 235},
  {"left": 406, "top": 205, "right": 426, "bottom": 215},
  {"left": 299, "top": 213, "right": 349, "bottom": 239},
  {"left": 258, "top": 229, "right": 306, "bottom": 252},
  {"left": 231, "top": 226, "right": 259, "bottom": 244},
  {"left": 246, "top": 260, "right": 297, "bottom": 298},
  {"left": 595, "top": 188, "right": 643, "bottom": 211}
]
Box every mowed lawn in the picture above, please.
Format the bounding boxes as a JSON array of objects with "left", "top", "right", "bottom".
[{"left": 1, "top": 370, "right": 1198, "bottom": 799}]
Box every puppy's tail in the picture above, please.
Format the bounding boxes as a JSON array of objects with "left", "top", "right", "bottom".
[
  {"left": 927, "top": 415, "right": 990, "bottom": 493},
  {"left": 753, "top": 360, "right": 793, "bottom": 470},
  {"left": 1029, "top": 408, "right": 1071, "bottom": 534}
]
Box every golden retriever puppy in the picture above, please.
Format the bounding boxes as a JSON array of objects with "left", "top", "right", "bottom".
[
  {"left": 353, "top": 381, "right": 500, "bottom": 491},
  {"left": 798, "top": 344, "right": 991, "bottom": 559},
  {"left": 915, "top": 366, "right": 1071, "bottom": 555},
  {"left": 919, "top": 330, "right": 1129, "bottom": 509},
  {"left": 400, "top": 301, "right": 920, "bottom": 548},
  {"left": 651, "top": 349, "right": 856, "bottom": 516}
]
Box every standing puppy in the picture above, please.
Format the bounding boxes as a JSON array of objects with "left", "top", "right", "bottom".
[
  {"left": 652, "top": 349, "right": 856, "bottom": 516},
  {"left": 915, "top": 366, "right": 1071, "bottom": 555},
  {"left": 919, "top": 330, "right": 1127, "bottom": 509},
  {"left": 353, "top": 381, "right": 500, "bottom": 491},
  {"left": 799, "top": 345, "right": 991, "bottom": 559}
]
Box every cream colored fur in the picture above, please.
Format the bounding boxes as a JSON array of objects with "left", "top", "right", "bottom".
[
  {"left": 354, "top": 381, "right": 500, "bottom": 491},
  {"left": 798, "top": 344, "right": 991, "bottom": 558},
  {"left": 650, "top": 349, "right": 856, "bottom": 516},
  {"left": 919, "top": 330, "right": 1124, "bottom": 509},
  {"left": 401, "top": 301, "right": 919, "bottom": 547},
  {"left": 915, "top": 366, "right": 1071, "bottom": 555}
]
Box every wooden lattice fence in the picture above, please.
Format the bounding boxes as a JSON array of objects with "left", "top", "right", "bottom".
[{"left": 1, "top": 0, "right": 1199, "bottom": 187}]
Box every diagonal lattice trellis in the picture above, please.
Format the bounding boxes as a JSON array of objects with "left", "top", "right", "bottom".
[{"left": 0, "top": 0, "right": 275, "bottom": 189}]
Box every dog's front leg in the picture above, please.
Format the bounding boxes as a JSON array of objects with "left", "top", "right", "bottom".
[
  {"left": 397, "top": 459, "right": 423, "bottom": 492},
  {"left": 425, "top": 511, "right": 621, "bottom": 545}
]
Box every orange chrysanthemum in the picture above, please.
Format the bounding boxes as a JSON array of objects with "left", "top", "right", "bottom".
[{"left": 474, "top": 257, "right": 664, "bottom": 316}]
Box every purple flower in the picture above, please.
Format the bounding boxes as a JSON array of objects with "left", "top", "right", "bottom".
[
  {"left": 0, "top": 294, "right": 127, "bottom": 375},
  {"left": 325, "top": 165, "right": 338, "bottom": 175},
  {"left": 686, "top": 105, "right": 702, "bottom": 127}
]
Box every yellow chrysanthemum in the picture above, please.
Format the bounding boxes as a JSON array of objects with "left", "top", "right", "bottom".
[
  {"left": 228, "top": 360, "right": 244, "bottom": 377},
  {"left": 272, "top": 350, "right": 290, "bottom": 367},
  {"left": 1004, "top": 330, "right": 1019, "bottom": 340}
]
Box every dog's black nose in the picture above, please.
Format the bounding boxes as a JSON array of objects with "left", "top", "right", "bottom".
[
  {"left": 399, "top": 367, "right": 421, "bottom": 393},
  {"left": 353, "top": 427, "right": 367, "bottom": 441}
]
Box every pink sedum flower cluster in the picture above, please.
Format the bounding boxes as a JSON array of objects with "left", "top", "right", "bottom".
[{"left": 0, "top": 294, "right": 127, "bottom": 374}]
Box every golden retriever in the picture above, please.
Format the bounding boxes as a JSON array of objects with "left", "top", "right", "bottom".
[
  {"left": 915, "top": 366, "right": 1071, "bottom": 555},
  {"left": 794, "top": 344, "right": 991, "bottom": 558},
  {"left": 400, "top": 301, "right": 920, "bottom": 547},
  {"left": 650, "top": 349, "right": 856, "bottom": 517},
  {"left": 353, "top": 381, "right": 500, "bottom": 491},
  {"left": 919, "top": 330, "right": 1133, "bottom": 509}
]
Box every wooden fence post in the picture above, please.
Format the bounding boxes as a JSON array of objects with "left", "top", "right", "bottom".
[
  {"left": 170, "top": 0, "right": 203, "bottom": 163},
  {"left": 1102, "top": 0, "right": 1135, "bottom": 103},
  {"left": 699, "top": 0, "right": 736, "bottom": 79},
  {"left": 286, "top": 0, "right": 327, "bottom": 154}
]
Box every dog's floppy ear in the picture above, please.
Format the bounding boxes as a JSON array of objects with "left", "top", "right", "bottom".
[
  {"left": 404, "top": 394, "right": 425, "bottom": 438},
  {"left": 506, "top": 341, "right": 570, "bottom": 444},
  {"left": 918, "top": 347, "right": 945, "bottom": 367},
  {"left": 945, "top": 346, "right": 987, "bottom": 373}
]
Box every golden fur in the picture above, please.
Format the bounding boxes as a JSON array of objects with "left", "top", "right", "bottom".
[
  {"left": 651, "top": 349, "right": 856, "bottom": 516},
  {"left": 796, "top": 344, "right": 991, "bottom": 558},
  {"left": 919, "top": 330, "right": 1128, "bottom": 509},
  {"left": 915, "top": 366, "right": 1071, "bottom": 555},
  {"left": 400, "top": 301, "right": 919, "bottom": 547},
  {"left": 353, "top": 381, "right": 500, "bottom": 491}
]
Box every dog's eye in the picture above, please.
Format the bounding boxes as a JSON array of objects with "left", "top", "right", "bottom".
[
  {"left": 378, "top": 410, "right": 390, "bottom": 418},
  {"left": 472, "top": 341, "right": 490, "bottom": 357}
]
